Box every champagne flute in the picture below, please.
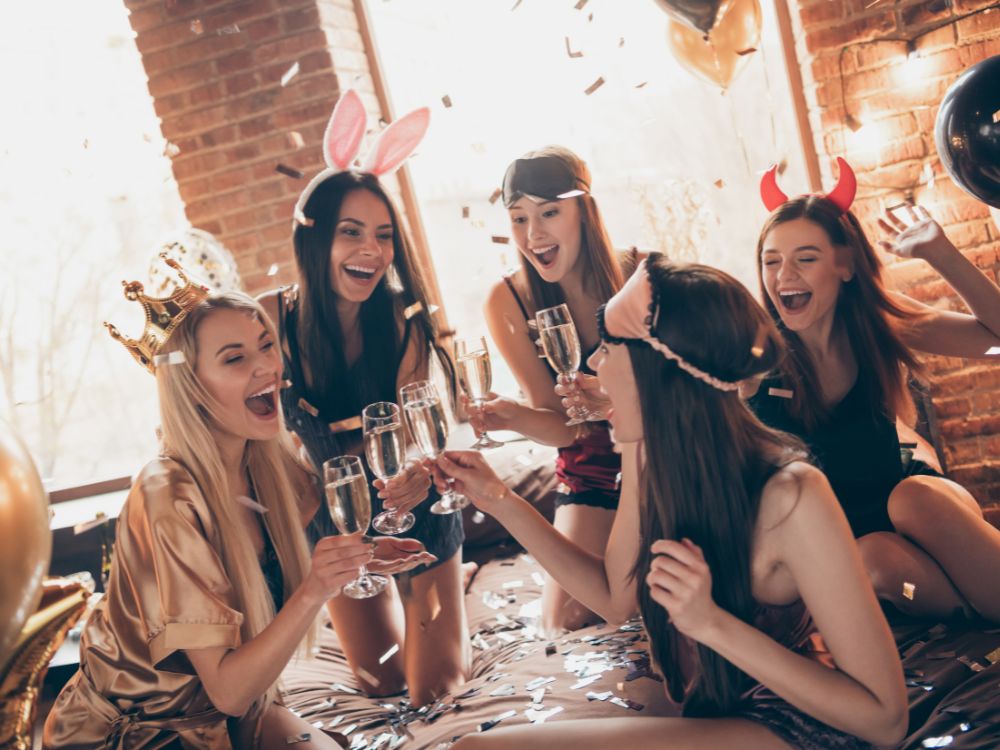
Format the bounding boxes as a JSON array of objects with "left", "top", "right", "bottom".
[
  {"left": 364, "top": 401, "right": 415, "bottom": 535},
  {"left": 455, "top": 336, "right": 504, "bottom": 450},
  {"left": 535, "top": 303, "right": 591, "bottom": 426},
  {"left": 323, "top": 455, "right": 388, "bottom": 599},
  {"left": 400, "top": 380, "right": 469, "bottom": 515}
]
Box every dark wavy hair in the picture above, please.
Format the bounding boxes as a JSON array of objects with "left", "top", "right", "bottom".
[
  {"left": 511, "top": 146, "right": 625, "bottom": 315},
  {"left": 756, "top": 196, "right": 924, "bottom": 429},
  {"left": 624, "top": 256, "right": 806, "bottom": 716},
  {"left": 292, "top": 170, "right": 455, "bottom": 420}
]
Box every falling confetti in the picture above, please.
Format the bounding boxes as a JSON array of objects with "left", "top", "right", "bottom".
[
  {"left": 750, "top": 325, "right": 767, "bottom": 357},
  {"left": 287, "top": 131, "right": 305, "bottom": 149},
  {"left": 634, "top": 81, "right": 649, "bottom": 89},
  {"left": 492, "top": 235, "right": 510, "bottom": 244},
  {"left": 441, "top": 94, "right": 453, "bottom": 108},
  {"left": 489, "top": 188, "right": 503, "bottom": 204},
  {"left": 281, "top": 61, "right": 300, "bottom": 87},
  {"left": 902, "top": 582, "right": 916, "bottom": 600},
  {"left": 511, "top": 0, "right": 524, "bottom": 8},
  {"left": 618, "top": 37, "right": 625, "bottom": 47},
  {"left": 736, "top": 47, "right": 757, "bottom": 56},
  {"left": 267, "top": 263, "right": 279, "bottom": 276},
  {"left": 190, "top": 19, "right": 204, "bottom": 35},
  {"left": 216, "top": 23, "right": 240, "bottom": 35},
  {"left": 428, "top": 582, "right": 442, "bottom": 621},
  {"left": 574, "top": 0, "right": 588, "bottom": 9},
  {"left": 462, "top": 206, "right": 470, "bottom": 218},
  {"left": 403, "top": 301, "right": 424, "bottom": 319},
  {"left": 564, "top": 37, "right": 583, "bottom": 58},
  {"left": 584, "top": 77, "right": 605, "bottom": 96},
  {"left": 276, "top": 164, "right": 304, "bottom": 179},
  {"left": 714, "top": 178, "right": 725, "bottom": 189},
  {"left": 767, "top": 387, "right": 793, "bottom": 399},
  {"left": 163, "top": 141, "right": 181, "bottom": 157},
  {"left": 379, "top": 643, "right": 400, "bottom": 664},
  {"left": 985, "top": 346, "right": 1000, "bottom": 355}
]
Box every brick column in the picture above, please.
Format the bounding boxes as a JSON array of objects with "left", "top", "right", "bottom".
[
  {"left": 793, "top": 0, "right": 1000, "bottom": 504},
  {"left": 123, "top": 0, "right": 386, "bottom": 292}
]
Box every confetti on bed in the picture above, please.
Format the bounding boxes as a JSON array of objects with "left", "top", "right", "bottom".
[{"left": 584, "top": 77, "right": 605, "bottom": 96}]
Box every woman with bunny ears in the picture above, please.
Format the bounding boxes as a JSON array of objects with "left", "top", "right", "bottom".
[
  {"left": 749, "top": 159, "right": 1000, "bottom": 622},
  {"left": 258, "top": 91, "right": 469, "bottom": 706}
]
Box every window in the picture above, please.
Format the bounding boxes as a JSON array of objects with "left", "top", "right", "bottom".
[
  {"left": 365, "top": 0, "right": 808, "bottom": 394},
  {"left": 0, "top": 3, "right": 186, "bottom": 488}
]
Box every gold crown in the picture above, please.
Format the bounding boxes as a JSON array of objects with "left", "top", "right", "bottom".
[{"left": 104, "top": 255, "right": 210, "bottom": 373}]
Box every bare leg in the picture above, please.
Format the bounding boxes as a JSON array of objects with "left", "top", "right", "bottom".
[
  {"left": 452, "top": 716, "right": 791, "bottom": 750},
  {"left": 888, "top": 475, "right": 1000, "bottom": 622},
  {"left": 258, "top": 703, "right": 346, "bottom": 748},
  {"left": 324, "top": 578, "right": 407, "bottom": 696},
  {"left": 857, "top": 531, "right": 967, "bottom": 618},
  {"left": 400, "top": 551, "right": 471, "bottom": 706},
  {"left": 542, "top": 504, "right": 615, "bottom": 634}
]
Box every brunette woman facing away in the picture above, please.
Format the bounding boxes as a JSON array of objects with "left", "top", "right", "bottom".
[
  {"left": 749, "top": 159, "right": 1000, "bottom": 622},
  {"left": 45, "top": 264, "right": 433, "bottom": 749},
  {"left": 435, "top": 255, "right": 906, "bottom": 750},
  {"left": 472, "top": 146, "right": 640, "bottom": 633},
  {"left": 257, "top": 92, "right": 469, "bottom": 706}
]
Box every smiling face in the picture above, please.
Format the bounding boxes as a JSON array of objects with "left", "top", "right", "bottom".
[
  {"left": 194, "top": 308, "right": 282, "bottom": 443},
  {"left": 508, "top": 196, "right": 583, "bottom": 283},
  {"left": 587, "top": 342, "right": 642, "bottom": 443},
  {"left": 760, "top": 217, "right": 853, "bottom": 333},
  {"left": 329, "top": 188, "right": 395, "bottom": 302}
]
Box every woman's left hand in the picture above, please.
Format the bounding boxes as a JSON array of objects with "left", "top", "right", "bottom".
[
  {"left": 877, "top": 205, "right": 955, "bottom": 262},
  {"left": 376, "top": 461, "right": 431, "bottom": 513},
  {"left": 367, "top": 536, "right": 437, "bottom": 575},
  {"left": 646, "top": 538, "right": 723, "bottom": 642}
]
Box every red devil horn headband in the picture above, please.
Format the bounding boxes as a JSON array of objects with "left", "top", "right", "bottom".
[{"left": 759, "top": 157, "right": 857, "bottom": 214}]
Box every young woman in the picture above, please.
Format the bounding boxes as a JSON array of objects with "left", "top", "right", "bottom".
[
  {"left": 750, "top": 160, "right": 1000, "bottom": 622},
  {"left": 435, "top": 255, "right": 907, "bottom": 750},
  {"left": 44, "top": 269, "right": 433, "bottom": 749},
  {"left": 257, "top": 94, "right": 469, "bottom": 705},
  {"left": 472, "top": 145, "right": 637, "bottom": 632}
]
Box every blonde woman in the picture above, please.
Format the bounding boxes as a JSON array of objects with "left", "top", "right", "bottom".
[{"left": 44, "top": 263, "right": 433, "bottom": 749}]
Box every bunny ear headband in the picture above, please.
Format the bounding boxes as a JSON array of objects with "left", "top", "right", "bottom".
[
  {"left": 759, "top": 156, "right": 857, "bottom": 214},
  {"left": 293, "top": 89, "right": 430, "bottom": 228}
]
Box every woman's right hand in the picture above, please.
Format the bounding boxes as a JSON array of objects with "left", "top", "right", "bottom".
[
  {"left": 301, "top": 534, "right": 374, "bottom": 604},
  {"left": 462, "top": 392, "right": 520, "bottom": 434},
  {"left": 428, "top": 450, "right": 513, "bottom": 518},
  {"left": 555, "top": 372, "right": 610, "bottom": 421}
]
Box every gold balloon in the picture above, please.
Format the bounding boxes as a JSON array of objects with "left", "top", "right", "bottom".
[
  {"left": 0, "top": 430, "right": 51, "bottom": 673},
  {"left": 667, "top": 0, "right": 762, "bottom": 89}
]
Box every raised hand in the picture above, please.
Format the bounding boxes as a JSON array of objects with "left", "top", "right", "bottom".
[
  {"left": 877, "top": 205, "right": 954, "bottom": 262},
  {"left": 367, "top": 536, "right": 437, "bottom": 575},
  {"left": 555, "top": 372, "right": 611, "bottom": 421},
  {"left": 646, "top": 538, "right": 722, "bottom": 642},
  {"left": 462, "top": 392, "right": 520, "bottom": 434},
  {"left": 429, "top": 450, "right": 511, "bottom": 516},
  {"left": 302, "top": 534, "right": 374, "bottom": 603},
  {"left": 376, "top": 460, "right": 431, "bottom": 513}
]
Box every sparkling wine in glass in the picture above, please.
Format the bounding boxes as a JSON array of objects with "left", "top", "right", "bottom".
[
  {"left": 455, "top": 336, "right": 503, "bottom": 450},
  {"left": 364, "top": 401, "right": 415, "bottom": 535},
  {"left": 323, "top": 455, "right": 388, "bottom": 599},
  {"left": 400, "top": 380, "right": 469, "bottom": 515},
  {"left": 535, "top": 304, "right": 590, "bottom": 426}
]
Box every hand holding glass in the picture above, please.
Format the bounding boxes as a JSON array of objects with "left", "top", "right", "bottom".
[
  {"left": 323, "top": 455, "right": 388, "bottom": 599},
  {"left": 535, "top": 304, "right": 592, "bottom": 426},
  {"left": 400, "top": 380, "right": 469, "bottom": 514},
  {"left": 363, "top": 401, "right": 415, "bottom": 535},
  {"left": 455, "top": 336, "right": 504, "bottom": 450}
]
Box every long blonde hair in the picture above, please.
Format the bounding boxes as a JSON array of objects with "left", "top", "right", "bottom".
[{"left": 156, "top": 292, "right": 315, "bottom": 714}]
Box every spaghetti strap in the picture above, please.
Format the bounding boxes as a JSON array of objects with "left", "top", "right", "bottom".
[{"left": 503, "top": 274, "right": 532, "bottom": 323}]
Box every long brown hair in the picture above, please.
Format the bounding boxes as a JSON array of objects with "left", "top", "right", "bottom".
[
  {"left": 625, "top": 256, "right": 805, "bottom": 716},
  {"left": 292, "top": 170, "right": 455, "bottom": 420},
  {"left": 157, "top": 292, "right": 315, "bottom": 715},
  {"left": 513, "top": 146, "right": 624, "bottom": 312},
  {"left": 756, "top": 196, "right": 923, "bottom": 429}
]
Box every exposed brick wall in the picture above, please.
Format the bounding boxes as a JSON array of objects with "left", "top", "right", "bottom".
[
  {"left": 123, "top": 0, "right": 387, "bottom": 293},
  {"left": 794, "top": 0, "right": 1000, "bottom": 505}
]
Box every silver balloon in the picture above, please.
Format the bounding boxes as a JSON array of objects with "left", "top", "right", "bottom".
[
  {"left": 0, "top": 429, "right": 51, "bottom": 671},
  {"left": 148, "top": 227, "right": 242, "bottom": 296}
]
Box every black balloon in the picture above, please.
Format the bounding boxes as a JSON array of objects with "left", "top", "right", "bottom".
[
  {"left": 653, "top": 0, "right": 724, "bottom": 34},
  {"left": 934, "top": 54, "right": 1000, "bottom": 209}
]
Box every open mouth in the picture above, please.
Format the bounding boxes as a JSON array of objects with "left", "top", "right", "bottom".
[
  {"left": 778, "top": 290, "right": 812, "bottom": 312},
  {"left": 245, "top": 383, "right": 277, "bottom": 418},
  {"left": 343, "top": 263, "right": 379, "bottom": 283},
  {"left": 531, "top": 244, "right": 559, "bottom": 269}
]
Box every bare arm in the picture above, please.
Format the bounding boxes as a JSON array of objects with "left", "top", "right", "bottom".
[
  {"left": 186, "top": 535, "right": 374, "bottom": 716},
  {"left": 433, "top": 444, "right": 641, "bottom": 622},
  {"left": 879, "top": 208, "right": 1000, "bottom": 357},
  {"left": 650, "top": 464, "right": 906, "bottom": 746},
  {"left": 481, "top": 279, "right": 579, "bottom": 447}
]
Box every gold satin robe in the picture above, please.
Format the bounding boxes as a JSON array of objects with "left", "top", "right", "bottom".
[{"left": 43, "top": 458, "right": 261, "bottom": 749}]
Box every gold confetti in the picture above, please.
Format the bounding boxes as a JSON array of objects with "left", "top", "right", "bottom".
[
  {"left": 404, "top": 300, "right": 424, "bottom": 319},
  {"left": 280, "top": 61, "right": 300, "bottom": 87},
  {"left": 767, "top": 387, "right": 793, "bottom": 399},
  {"left": 565, "top": 37, "right": 583, "bottom": 58},
  {"left": 287, "top": 131, "right": 304, "bottom": 149},
  {"left": 276, "top": 163, "right": 304, "bottom": 179},
  {"left": 462, "top": 206, "right": 470, "bottom": 219},
  {"left": 378, "top": 643, "right": 400, "bottom": 664},
  {"left": 714, "top": 178, "right": 725, "bottom": 189},
  {"left": 574, "top": 0, "right": 588, "bottom": 8},
  {"left": 584, "top": 77, "right": 605, "bottom": 96},
  {"left": 441, "top": 94, "right": 453, "bottom": 108},
  {"left": 750, "top": 325, "right": 767, "bottom": 357},
  {"left": 736, "top": 47, "right": 757, "bottom": 56},
  {"left": 492, "top": 235, "right": 510, "bottom": 245},
  {"left": 298, "top": 398, "right": 319, "bottom": 417},
  {"left": 902, "top": 582, "right": 916, "bottom": 600},
  {"left": 985, "top": 647, "right": 1000, "bottom": 664},
  {"left": 190, "top": 19, "right": 204, "bottom": 35},
  {"left": 489, "top": 188, "right": 503, "bottom": 204}
]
